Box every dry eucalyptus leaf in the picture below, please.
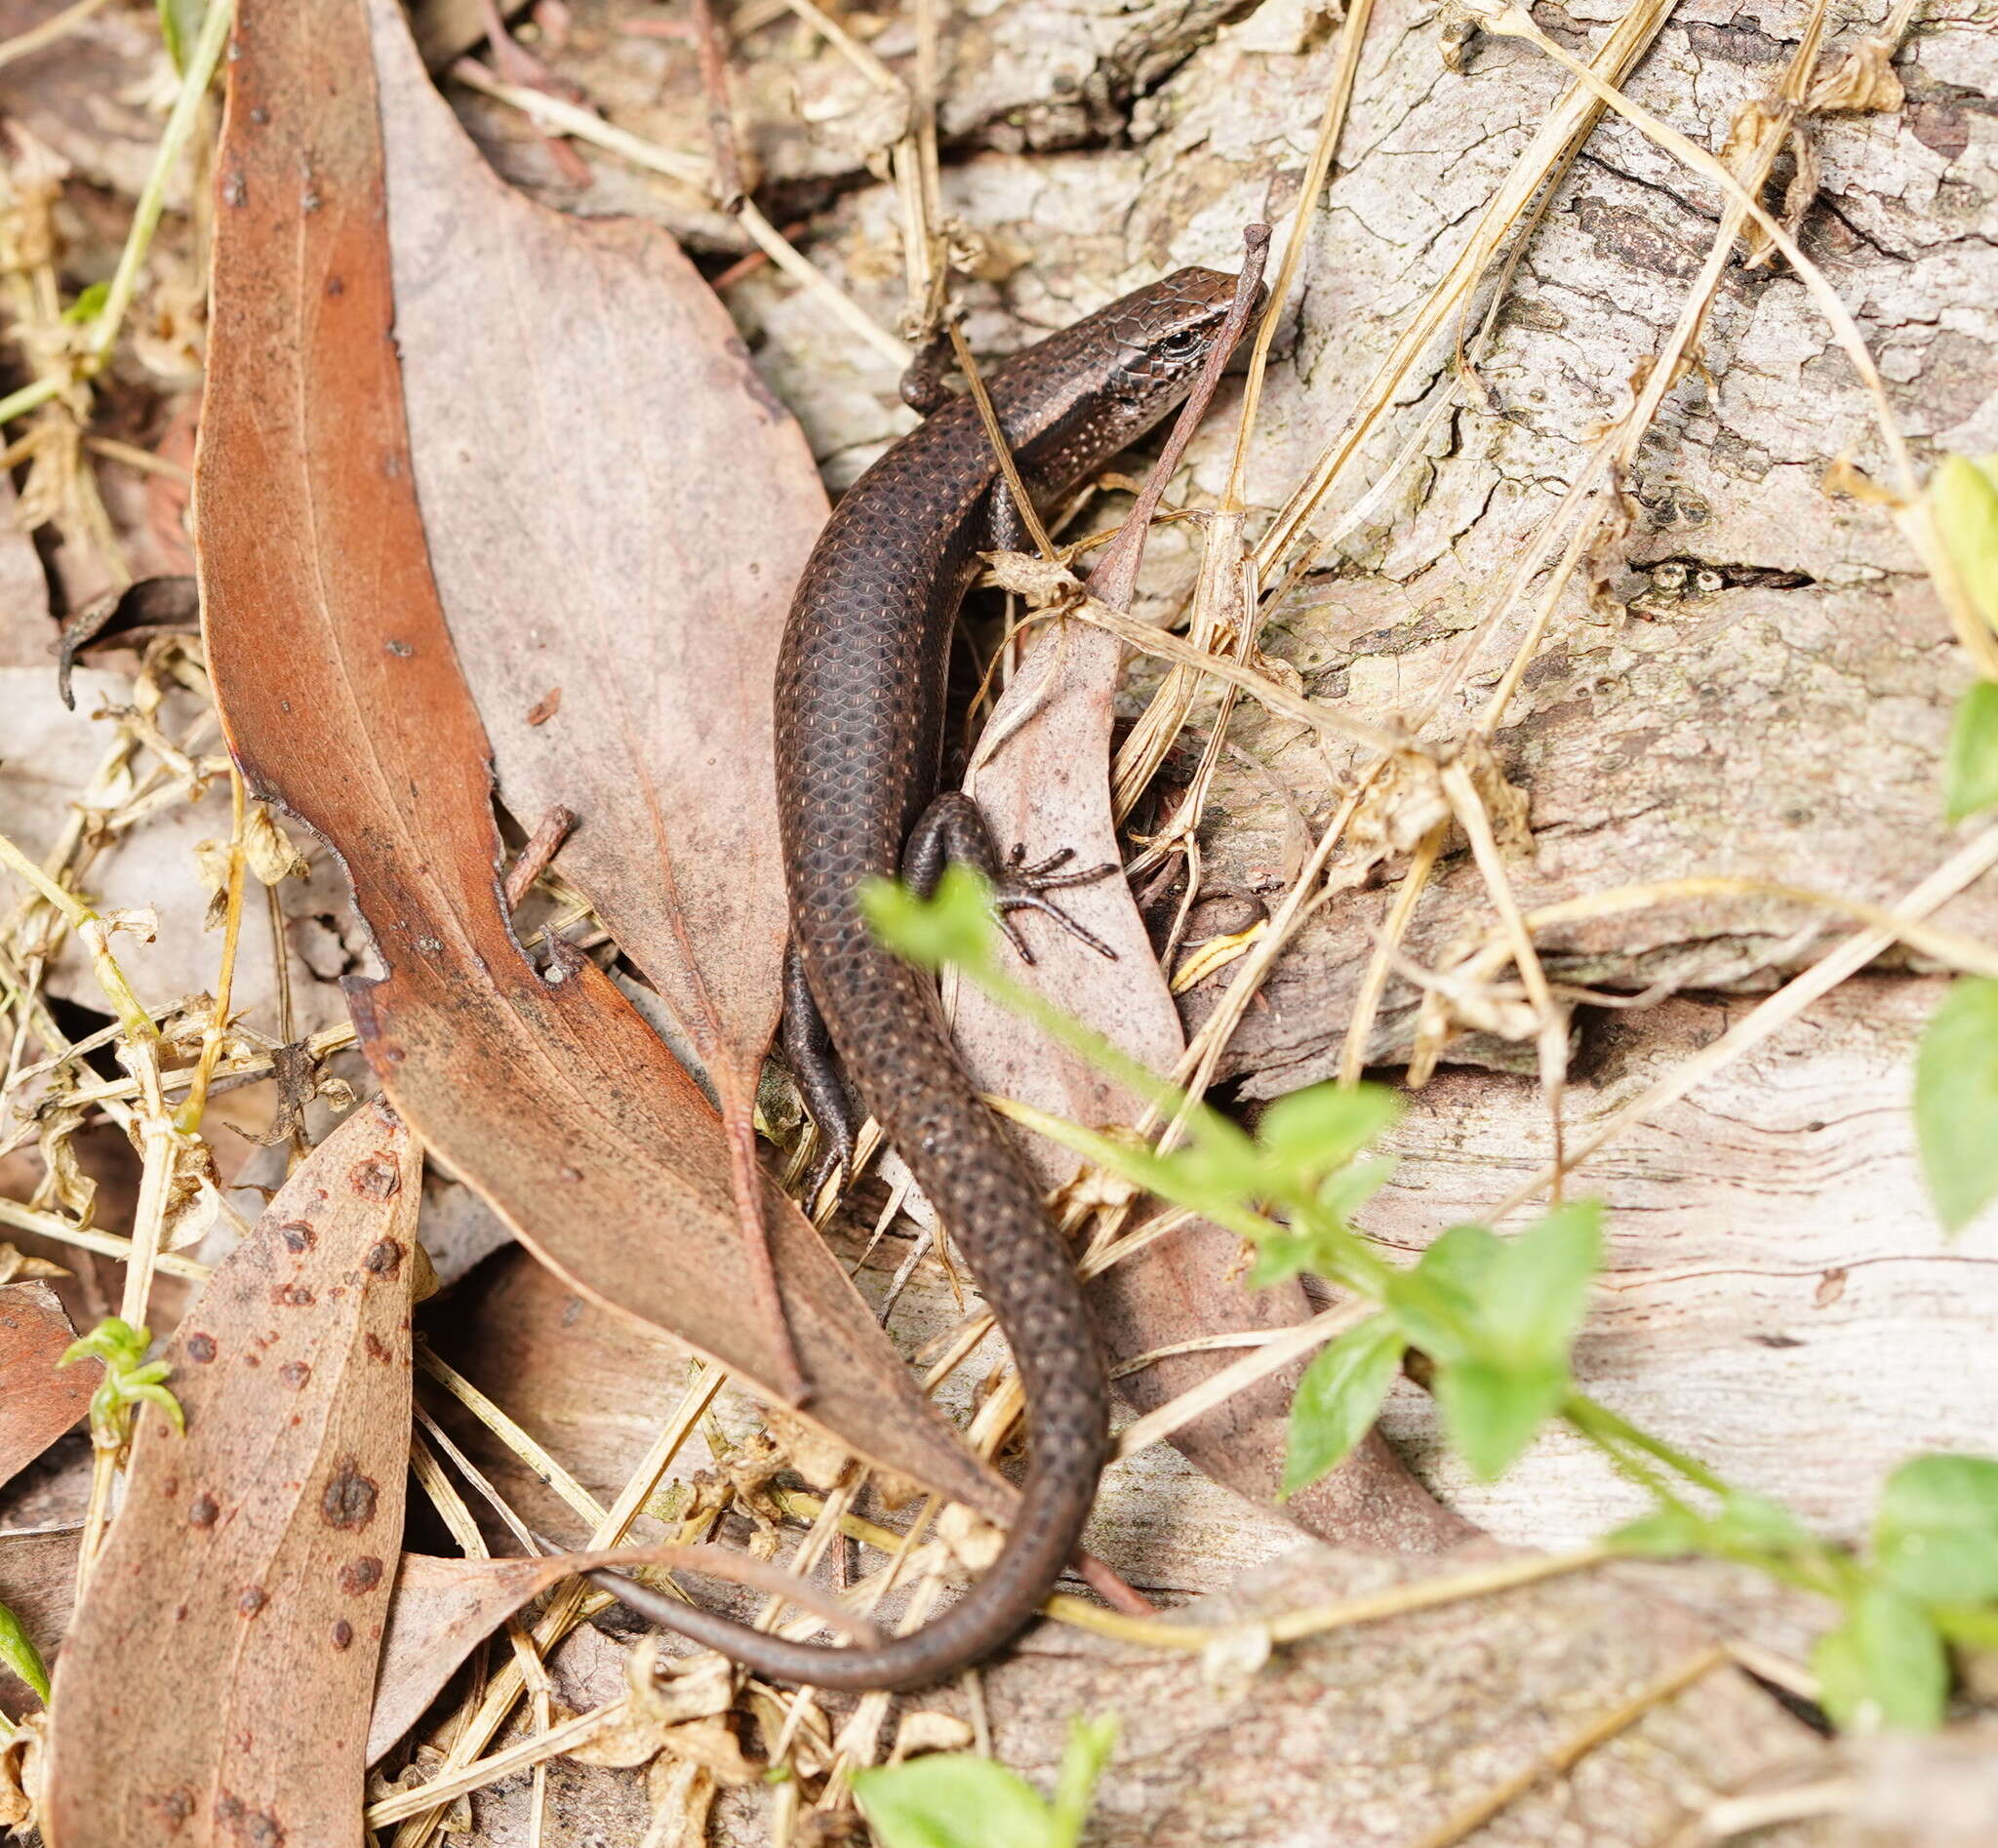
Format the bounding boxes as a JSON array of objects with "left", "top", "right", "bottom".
[
  {"left": 195, "top": 0, "right": 1004, "bottom": 1520},
  {"left": 370, "top": 1542, "right": 806, "bottom": 1766},
  {"left": 0, "top": 1283, "right": 95, "bottom": 1495},
  {"left": 44, "top": 1101, "right": 420, "bottom": 1848},
  {"left": 372, "top": 0, "right": 826, "bottom": 1322}
]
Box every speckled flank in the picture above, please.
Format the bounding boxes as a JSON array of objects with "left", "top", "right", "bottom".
[{"left": 600, "top": 268, "right": 1248, "bottom": 1690}]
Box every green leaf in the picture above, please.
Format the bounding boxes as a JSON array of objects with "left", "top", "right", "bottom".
[
  {"left": 1932, "top": 455, "right": 1998, "bottom": 638},
  {"left": 1477, "top": 1199, "right": 1603, "bottom": 1366},
  {"left": 0, "top": 1600, "right": 48, "bottom": 1706},
  {"left": 1168, "top": 1111, "right": 1264, "bottom": 1202},
  {"left": 1282, "top": 1316, "right": 1407, "bottom": 1497},
  {"left": 1813, "top": 1587, "right": 1949, "bottom": 1733},
  {"left": 156, "top": 0, "right": 208, "bottom": 71},
  {"left": 1383, "top": 1224, "right": 1499, "bottom": 1364},
  {"left": 1314, "top": 1152, "right": 1398, "bottom": 1220},
  {"left": 859, "top": 866, "right": 998, "bottom": 975},
  {"left": 1914, "top": 978, "right": 1998, "bottom": 1232},
  {"left": 1434, "top": 1357, "right": 1568, "bottom": 1481},
  {"left": 1255, "top": 1083, "right": 1401, "bottom": 1198},
  {"left": 851, "top": 1755, "right": 1055, "bottom": 1848},
  {"left": 60, "top": 1314, "right": 149, "bottom": 1372},
  {"left": 1929, "top": 1602, "right": 1998, "bottom": 1652},
  {"left": 1875, "top": 1455, "right": 1998, "bottom": 1604},
  {"left": 1708, "top": 1491, "right": 1815, "bottom": 1556},
  {"left": 1048, "top": 1714, "right": 1117, "bottom": 1847},
  {"left": 60, "top": 281, "right": 108, "bottom": 326},
  {"left": 1607, "top": 1505, "right": 1706, "bottom": 1556},
  {"left": 1945, "top": 682, "right": 1998, "bottom": 823}
]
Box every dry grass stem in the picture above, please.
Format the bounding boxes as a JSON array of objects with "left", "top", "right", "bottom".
[
  {"left": 1253, "top": 0, "right": 1678, "bottom": 574},
  {"left": 1486, "top": 824, "right": 1998, "bottom": 1219},
  {"left": 1111, "top": 1301, "right": 1373, "bottom": 1461},
  {"left": 1047, "top": 1545, "right": 1612, "bottom": 1650}
]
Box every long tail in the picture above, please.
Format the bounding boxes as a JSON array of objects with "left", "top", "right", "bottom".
[{"left": 595, "top": 951, "right": 1108, "bottom": 1691}]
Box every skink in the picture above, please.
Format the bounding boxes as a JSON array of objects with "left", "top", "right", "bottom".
[{"left": 599, "top": 266, "right": 1249, "bottom": 1689}]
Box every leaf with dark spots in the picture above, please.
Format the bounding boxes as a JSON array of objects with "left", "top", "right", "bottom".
[
  {"left": 0, "top": 1280, "right": 99, "bottom": 1491},
  {"left": 192, "top": 0, "right": 1000, "bottom": 1519},
  {"left": 320, "top": 1463, "right": 379, "bottom": 1531},
  {"left": 45, "top": 1101, "right": 419, "bottom": 1848}
]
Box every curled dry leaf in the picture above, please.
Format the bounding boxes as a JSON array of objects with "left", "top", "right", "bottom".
[
  {"left": 0, "top": 1247, "right": 64, "bottom": 1287},
  {"left": 44, "top": 1100, "right": 420, "bottom": 1848},
  {"left": 0, "top": 1282, "right": 97, "bottom": 1491},
  {"left": 1805, "top": 34, "right": 1905, "bottom": 114},
  {"left": 195, "top": 0, "right": 998, "bottom": 1518},
  {"left": 0, "top": 1711, "right": 45, "bottom": 1832},
  {"left": 562, "top": 1638, "right": 740, "bottom": 1772}
]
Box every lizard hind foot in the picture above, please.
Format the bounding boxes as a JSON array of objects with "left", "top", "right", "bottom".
[{"left": 993, "top": 840, "right": 1119, "bottom": 965}]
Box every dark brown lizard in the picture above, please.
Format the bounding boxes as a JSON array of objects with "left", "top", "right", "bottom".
[{"left": 595, "top": 267, "right": 1253, "bottom": 1689}]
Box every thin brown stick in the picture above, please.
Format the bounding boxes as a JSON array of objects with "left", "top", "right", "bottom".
[
  {"left": 1086, "top": 224, "right": 1270, "bottom": 610},
  {"left": 502, "top": 804, "right": 577, "bottom": 909},
  {"left": 947, "top": 323, "right": 1057, "bottom": 560}
]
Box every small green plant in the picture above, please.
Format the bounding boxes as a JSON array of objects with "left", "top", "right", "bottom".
[
  {"left": 1919, "top": 455, "right": 1998, "bottom": 1236},
  {"left": 863, "top": 868, "right": 1998, "bottom": 1733},
  {"left": 1933, "top": 454, "right": 1998, "bottom": 643},
  {"left": 60, "top": 1317, "right": 184, "bottom": 1450},
  {"left": 851, "top": 1713, "right": 1117, "bottom": 1848}
]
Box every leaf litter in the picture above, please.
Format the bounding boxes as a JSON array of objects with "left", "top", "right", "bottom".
[{"left": 194, "top": 0, "right": 998, "bottom": 1518}]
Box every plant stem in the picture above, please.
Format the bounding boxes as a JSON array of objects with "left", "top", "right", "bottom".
[
  {"left": 0, "top": 374, "right": 62, "bottom": 427},
  {"left": 84, "top": 0, "right": 235, "bottom": 371},
  {"left": 1565, "top": 1391, "right": 1730, "bottom": 1496}
]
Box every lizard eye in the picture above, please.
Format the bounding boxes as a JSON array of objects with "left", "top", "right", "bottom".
[{"left": 1157, "top": 328, "right": 1203, "bottom": 358}]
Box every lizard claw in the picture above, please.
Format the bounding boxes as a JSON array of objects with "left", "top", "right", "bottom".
[{"left": 992, "top": 842, "right": 1119, "bottom": 964}]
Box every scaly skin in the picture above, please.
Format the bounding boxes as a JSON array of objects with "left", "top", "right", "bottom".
[{"left": 598, "top": 268, "right": 1250, "bottom": 1689}]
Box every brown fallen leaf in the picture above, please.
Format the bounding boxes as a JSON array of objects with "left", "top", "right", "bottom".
[
  {"left": 44, "top": 1099, "right": 420, "bottom": 1848},
  {"left": 371, "top": 0, "right": 825, "bottom": 1395},
  {"left": 369, "top": 1551, "right": 557, "bottom": 1764},
  {"left": 959, "top": 557, "right": 1463, "bottom": 1550},
  {"left": 0, "top": 1282, "right": 97, "bottom": 1493},
  {"left": 194, "top": 0, "right": 996, "bottom": 1519}
]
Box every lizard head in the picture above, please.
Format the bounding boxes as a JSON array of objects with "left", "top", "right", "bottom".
[
  {"left": 1104, "top": 265, "right": 1262, "bottom": 409},
  {"left": 1001, "top": 263, "right": 1267, "bottom": 502}
]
